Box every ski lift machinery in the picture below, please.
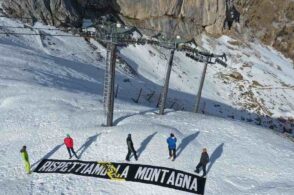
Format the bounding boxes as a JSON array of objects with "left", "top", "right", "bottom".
[{"left": 83, "top": 21, "right": 228, "bottom": 126}]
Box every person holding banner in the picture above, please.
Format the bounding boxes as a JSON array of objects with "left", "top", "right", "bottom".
[
  {"left": 20, "top": 145, "right": 31, "bottom": 174},
  {"left": 64, "top": 134, "right": 79, "bottom": 159},
  {"left": 126, "top": 134, "right": 138, "bottom": 161},
  {"left": 195, "top": 148, "right": 210, "bottom": 176},
  {"left": 167, "top": 133, "right": 177, "bottom": 161}
]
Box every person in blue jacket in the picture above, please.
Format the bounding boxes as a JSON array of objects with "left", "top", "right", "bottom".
[{"left": 167, "top": 133, "right": 177, "bottom": 161}]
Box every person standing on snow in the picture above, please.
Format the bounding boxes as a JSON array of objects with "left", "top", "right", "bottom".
[
  {"left": 126, "top": 134, "right": 138, "bottom": 161},
  {"left": 20, "top": 145, "right": 31, "bottom": 174},
  {"left": 195, "top": 148, "right": 210, "bottom": 176},
  {"left": 167, "top": 133, "right": 177, "bottom": 161},
  {"left": 64, "top": 134, "right": 79, "bottom": 159}
]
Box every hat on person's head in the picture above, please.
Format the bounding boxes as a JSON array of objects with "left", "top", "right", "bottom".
[
  {"left": 128, "top": 134, "right": 131, "bottom": 137},
  {"left": 20, "top": 145, "right": 27, "bottom": 153},
  {"left": 170, "top": 133, "right": 174, "bottom": 137},
  {"left": 66, "top": 134, "right": 70, "bottom": 137},
  {"left": 203, "top": 148, "right": 207, "bottom": 152}
]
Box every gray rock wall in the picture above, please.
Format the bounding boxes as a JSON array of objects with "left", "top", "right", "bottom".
[
  {"left": 1, "top": 0, "right": 227, "bottom": 37},
  {"left": 114, "top": 0, "right": 226, "bottom": 38},
  {"left": 2, "top": 0, "right": 82, "bottom": 27}
]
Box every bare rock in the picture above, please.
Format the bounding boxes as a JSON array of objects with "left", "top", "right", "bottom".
[
  {"left": 230, "top": 71, "right": 243, "bottom": 80},
  {"left": 235, "top": 0, "right": 294, "bottom": 62},
  {"left": 2, "top": 0, "right": 227, "bottom": 38},
  {"left": 2, "top": 0, "right": 82, "bottom": 27},
  {"left": 114, "top": 0, "right": 226, "bottom": 38}
]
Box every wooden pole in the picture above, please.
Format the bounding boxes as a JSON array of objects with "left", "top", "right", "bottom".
[{"left": 132, "top": 88, "right": 143, "bottom": 103}]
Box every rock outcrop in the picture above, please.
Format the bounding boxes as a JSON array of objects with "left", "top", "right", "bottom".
[
  {"left": 2, "top": 0, "right": 227, "bottom": 38},
  {"left": 1, "top": 0, "right": 293, "bottom": 61},
  {"left": 2, "top": 0, "right": 82, "bottom": 27},
  {"left": 235, "top": 0, "right": 294, "bottom": 61},
  {"left": 112, "top": 0, "right": 226, "bottom": 38}
]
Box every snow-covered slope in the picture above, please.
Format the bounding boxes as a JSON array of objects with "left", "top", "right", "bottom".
[
  {"left": 119, "top": 35, "right": 294, "bottom": 134},
  {"left": 0, "top": 18, "right": 294, "bottom": 195}
]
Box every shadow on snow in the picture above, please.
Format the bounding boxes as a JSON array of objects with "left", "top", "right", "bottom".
[
  {"left": 207, "top": 143, "right": 224, "bottom": 173},
  {"left": 137, "top": 132, "right": 158, "bottom": 158},
  {"left": 32, "top": 143, "right": 63, "bottom": 169},
  {"left": 176, "top": 131, "right": 200, "bottom": 158},
  {"left": 22, "top": 48, "right": 292, "bottom": 134},
  {"left": 76, "top": 133, "right": 101, "bottom": 159}
]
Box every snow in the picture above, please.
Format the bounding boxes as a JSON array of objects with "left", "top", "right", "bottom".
[
  {"left": 0, "top": 17, "right": 294, "bottom": 195},
  {"left": 119, "top": 34, "right": 294, "bottom": 133},
  {"left": 201, "top": 34, "right": 294, "bottom": 118}
]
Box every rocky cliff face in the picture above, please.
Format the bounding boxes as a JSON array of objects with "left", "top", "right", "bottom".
[
  {"left": 1, "top": 0, "right": 293, "bottom": 61},
  {"left": 1, "top": 0, "right": 226, "bottom": 38},
  {"left": 235, "top": 0, "right": 294, "bottom": 62},
  {"left": 113, "top": 0, "right": 226, "bottom": 38},
  {"left": 2, "top": 0, "right": 82, "bottom": 27}
]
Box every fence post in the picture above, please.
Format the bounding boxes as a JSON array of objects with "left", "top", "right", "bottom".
[
  {"left": 147, "top": 91, "right": 155, "bottom": 102},
  {"left": 115, "top": 84, "right": 119, "bottom": 98},
  {"left": 156, "top": 94, "right": 161, "bottom": 108},
  {"left": 170, "top": 101, "right": 176, "bottom": 109},
  {"left": 132, "top": 88, "right": 143, "bottom": 103}
]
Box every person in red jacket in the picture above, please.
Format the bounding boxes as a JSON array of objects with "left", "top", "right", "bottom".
[{"left": 64, "top": 134, "right": 79, "bottom": 159}]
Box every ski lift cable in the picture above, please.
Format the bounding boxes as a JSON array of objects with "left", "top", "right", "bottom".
[
  {"left": 0, "top": 15, "right": 76, "bottom": 23},
  {"left": 0, "top": 15, "right": 174, "bottom": 36},
  {"left": 0, "top": 15, "right": 213, "bottom": 48},
  {"left": 0, "top": 31, "right": 83, "bottom": 37},
  {"left": 0, "top": 25, "right": 65, "bottom": 31},
  {"left": 2, "top": 14, "right": 198, "bottom": 39},
  {"left": 0, "top": 17, "right": 228, "bottom": 66},
  {"left": 0, "top": 29, "right": 227, "bottom": 66},
  {"left": 0, "top": 24, "right": 92, "bottom": 32}
]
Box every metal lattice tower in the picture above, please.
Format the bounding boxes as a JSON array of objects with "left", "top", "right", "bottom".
[
  {"left": 158, "top": 49, "right": 175, "bottom": 115},
  {"left": 97, "top": 22, "right": 139, "bottom": 126},
  {"left": 82, "top": 20, "right": 228, "bottom": 125},
  {"left": 103, "top": 48, "right": 110, "bottom": 114},
  {"left": 103, "top": 43, "right": 116, "bottom": 126}
]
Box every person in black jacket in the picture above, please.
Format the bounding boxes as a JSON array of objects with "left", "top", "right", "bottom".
[
  {"left": 126, "top": 134, "right": 138, "bottom": 161},
  {"left": 195, "top": 148, "right": 210, "bottom": 176}
]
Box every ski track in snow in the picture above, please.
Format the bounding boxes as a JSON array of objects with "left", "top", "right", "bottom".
[{"left": 0, "top": 18, "right": 293, "bottom": 195}]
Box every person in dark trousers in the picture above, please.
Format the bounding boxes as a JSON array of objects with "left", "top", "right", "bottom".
[
  {"left": 64, "top": 134, "right": 79, "bottom": 159},
  {"left": 126, "top": 134, "right": 138, "bottom": 161},
  {"left": 195, "top": 148, "right": 210, "bottom": 176},
  {"left": 20, "top": 145, "right": 31, "bottom": 174},
  {"left": 167, "top": 133, "right": 177, "bottom": 161}
]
